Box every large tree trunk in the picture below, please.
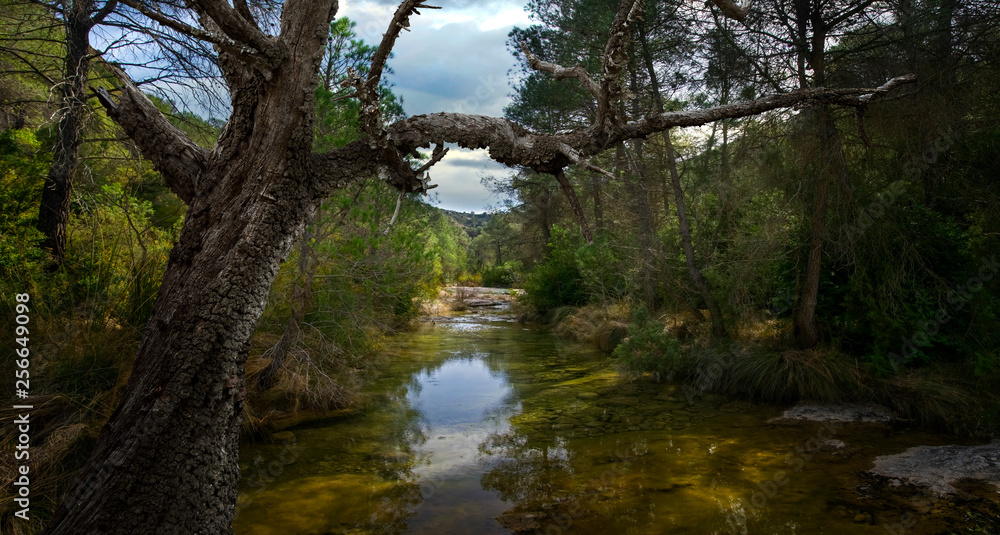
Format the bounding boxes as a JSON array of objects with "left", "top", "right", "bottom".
[
  {"left": 43, "top": 1, "right": 347, "bottom": 531},
  {"left": 37, "top": 0, "right": 96, "bottom": 262}
]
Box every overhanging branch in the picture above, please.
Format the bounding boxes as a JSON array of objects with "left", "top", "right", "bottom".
[
  {"left": 387, "top": 75, "right": 916, "bottom": 176},
  {"left": 521, "top": 42, "right": 601, "bottom": 99},
  {"left": 92, "top": 61, "right": 208, "bottom": 204}
]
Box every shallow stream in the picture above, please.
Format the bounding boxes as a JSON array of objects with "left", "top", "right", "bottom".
[{"left": 234, "top": 309, "right": 999, "bottom": 534}]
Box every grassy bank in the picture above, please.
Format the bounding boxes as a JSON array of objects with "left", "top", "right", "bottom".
[{"left": 536, "top": 302, "right": 1000, "bottom": 438}]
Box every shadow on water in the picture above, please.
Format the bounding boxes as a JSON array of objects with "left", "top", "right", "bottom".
[{"left": 234, "top": 309, "right": 1000, "bottom": 535}]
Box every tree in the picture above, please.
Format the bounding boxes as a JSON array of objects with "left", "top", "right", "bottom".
[
  {"left": 41, "top": 0, "right": 913, "bottom": 532},
  {"left": 32, "top": 0, "right": 118, "bottom": 262}
]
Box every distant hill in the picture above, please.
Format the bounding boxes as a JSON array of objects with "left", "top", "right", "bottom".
[{"left": 440, "top": 209, "right": 491, "bottom": 238}]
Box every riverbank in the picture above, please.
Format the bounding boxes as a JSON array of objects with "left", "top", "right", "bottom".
[{"left": 535, "top": 303, "right": 1000, "bottom": 439}]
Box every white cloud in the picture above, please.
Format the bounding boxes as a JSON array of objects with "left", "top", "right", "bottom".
[
  {"left": 423, "top": 146, "right": 514, "bottom": 213},
  {"left": 339, "top": 0, "right": 531, "bottom": 212}
]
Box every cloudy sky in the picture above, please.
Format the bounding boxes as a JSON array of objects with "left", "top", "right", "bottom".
[{"left": 338, "top": 0, "right": 533, "bottom": 213}]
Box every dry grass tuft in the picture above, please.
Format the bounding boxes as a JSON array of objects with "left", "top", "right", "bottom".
[
  {"left": 880, "top": 367, "right": 984, "bottom": 434},
  {"left": 717, "top": 348, "right": 856, "bottom": 403}
]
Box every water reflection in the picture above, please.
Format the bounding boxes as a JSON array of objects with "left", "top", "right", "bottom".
[{"left": 235, "top": 313, "right": 986, "bottom": 535}]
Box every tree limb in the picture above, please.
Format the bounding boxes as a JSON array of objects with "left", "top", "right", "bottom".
[
  {"left": 345, "top": 1, "right": 445, "bottom": 195},
  {"left": 386, "top": 76, "right": 916, "bottom": 176},
  {"left": 117, "top": 0, "right": 255, "bottom": 61},
  {"left": 191, "top": 0, "right": 280, "bottom": 61},
  {"left": 619, "top": 75, "right": 916, "bottom": 138},
  {"left": 368, "top": 1, "right": 440, "bottom": 95},
  {"left": 521, "top": 41, "right": 601, "bottom": 99},
  {"left": 88, "top": 0, "right": 119, "bottom": 28},
  {"left": 594, "top": 0, "right": 643, "bottom": 129},
  {"left": 92, "top": 61, "right": 208, "bottom": 204}
]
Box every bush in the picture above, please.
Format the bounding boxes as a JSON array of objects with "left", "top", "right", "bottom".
[
  {"left": 521, "top": 227, "right": 586, "bottom": 313},
  {"left": 612, "top": 306, "right": 684, "bottom": 380},
  {"left": 481, "top": 260, "right": 522, "bottom": 288}
]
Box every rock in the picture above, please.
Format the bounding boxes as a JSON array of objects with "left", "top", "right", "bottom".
[
  {"left": 773, "top": 403, "right": 897, "bottom": 424},
  {"left": 496, "top": 512, "right": 542, "bottom": 532},
  {"left": 869, "top": 441, "right": 1000, "bottom": 495},
  {"left": 464, "top": 298, "right": 506, "bottom": 307},
  {"left": 852, "top": 512, "right": 873, "bottom": 524}
]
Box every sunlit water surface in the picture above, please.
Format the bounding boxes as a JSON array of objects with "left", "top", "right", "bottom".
[{"left": 234, "top": 309, "right": 998, "bottom": 534}]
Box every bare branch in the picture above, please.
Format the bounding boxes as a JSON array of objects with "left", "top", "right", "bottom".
[
  {"left": 92, "top": 61, "right": 209, "bottom": 204},
  {"left": 619, "top": 75, "right": 917, "bottom": 139},
  {"left": 382, "top": 190, "right": 404, "bottom": 235},
  {"left": 368, "top": 1, "right": 440, "bottom": 94},
  {"left": 117, "top": 0, "right": 244, "bottom": 55},
  {"left": 341, "top": 1, "right": 445, "bottom": 196},
  {"left": 521, "top": 41, "right": 601, "bottom": 99},
  {"left": 89, "top": 0, "right": 119, "bottom": 27},
  {"left": 190, "top": 0, "right": 280, "bottom": 61},
  {"left": 414, "top": 143, "right": 449, "bottom": 175}
]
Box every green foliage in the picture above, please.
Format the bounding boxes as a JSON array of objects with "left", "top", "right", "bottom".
[
  {"left": 481, "top": 260, "right": 522, "bottom": 288},
  {"left": 575, "top": 235, "right": 637, "bottom": 302},
  {"left": 0, "top": 128, "right": 48, "bottom": 281},
  {"left": 611, "top": 306, "right": 683, "bottom": 380},
  {"left": 521, "top": 226, "right": 586, "bottom": 313}
]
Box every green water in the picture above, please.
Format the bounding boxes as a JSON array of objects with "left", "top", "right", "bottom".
[{"left": 234, "top": 310, "right": 997, "bottom": 534}]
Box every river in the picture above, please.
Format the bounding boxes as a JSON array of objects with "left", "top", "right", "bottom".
[{"left": 234, "top": 308, "right": 998, "bottom": 534}]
